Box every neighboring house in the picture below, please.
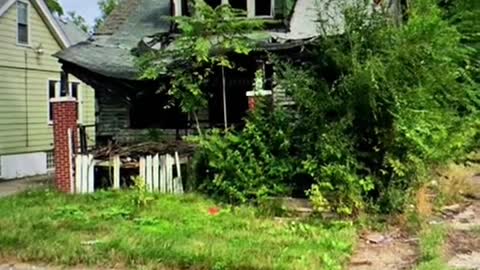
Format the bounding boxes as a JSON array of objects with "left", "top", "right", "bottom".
[
  {"left": 54, "top": 0, "right": 405, "bottom": 145},
  {"left": 0, "top": 0, "right": 95, "bottom": 179}
]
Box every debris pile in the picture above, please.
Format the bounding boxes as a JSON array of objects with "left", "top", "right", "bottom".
[{"left": 91, "top": 141, "right": 196, "bottom": 161}]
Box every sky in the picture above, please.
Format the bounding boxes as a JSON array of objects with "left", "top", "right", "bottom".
[{"left": 59, "top": 0, "right": 101, "bottom": 26}]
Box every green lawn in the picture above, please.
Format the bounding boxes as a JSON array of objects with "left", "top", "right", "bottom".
[{"left": 0, "top": 189, "right": 356, "bottom": 270}]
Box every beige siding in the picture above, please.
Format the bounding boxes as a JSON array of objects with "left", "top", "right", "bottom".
[{"left": 0, "top": 1, "right": 95, "bottom": 155}]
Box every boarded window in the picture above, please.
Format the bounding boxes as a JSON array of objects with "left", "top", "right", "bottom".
[
  {"left": 17, "top": 2, "right": 28, "bottom": 44},
  {"left": 255, "top": 0, "right": 272, "bottom": 16}
]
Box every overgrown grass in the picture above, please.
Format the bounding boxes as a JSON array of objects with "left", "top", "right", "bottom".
[
  {"left": 434, "top": 163, "right": 480, "bottom": 206},
  {"left": 415, "top": 225, "right": 449, "bottom": 270},
  {"left": 0, "top": 189, "right": 356, "bottom": 270}
]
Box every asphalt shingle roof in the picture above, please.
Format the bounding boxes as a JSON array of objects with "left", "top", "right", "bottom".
[
  {"left": 55, "top": 17, "right": 89, "bottom": 45},
  {"left": 55, "top": 0, "right": 352, "bottom": 81},
  {"left": 55, "top": 0, "right": 171, "bottom": 80}
]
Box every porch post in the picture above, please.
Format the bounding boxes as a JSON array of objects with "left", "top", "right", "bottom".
[{"left": 51, "top": 96, "right": 78, "bottom": 193}]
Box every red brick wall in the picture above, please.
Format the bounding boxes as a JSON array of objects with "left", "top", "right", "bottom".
[{"left": 52, "top": 99, "right": 78, "bottom": 193}]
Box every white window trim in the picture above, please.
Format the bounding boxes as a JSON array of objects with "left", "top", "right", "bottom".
[
  {"left": 47, "top": 79, "right": 83, "bottom": 126},
  {"left": 16, "top": 0, "right": 31, "bottom": 47},
  {"left": 174, "top": 0, "right": 274, "bottom": 18}
]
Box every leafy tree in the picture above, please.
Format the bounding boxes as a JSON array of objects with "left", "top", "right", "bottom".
[
  {"left": 94, "top": 0, "right": 120, "bottom": 31},
  {"left": 138, "top": 0, "right": 263, "bottom": 134},
  {"left": 68, "top": 11, "right": 90, "bottom": 33},
  {"left": 46, "top": 0, "right": 64, "bottom": 16}
]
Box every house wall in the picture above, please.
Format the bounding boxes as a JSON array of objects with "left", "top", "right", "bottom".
[
  {"left": 0, "top": 0, "right": 95, "bottom": 179},
  {"left": 96, "top": 90, "right": 195, "bottom": 143}
]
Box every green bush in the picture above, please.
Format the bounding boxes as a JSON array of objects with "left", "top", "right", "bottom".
[{"left": 192, "top": 0, "right": 480, "bottom": 215}]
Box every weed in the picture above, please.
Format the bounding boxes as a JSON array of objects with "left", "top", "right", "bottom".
[
  {"left": 54, "top": 205, "right": 88, "bottom": 221},
  {"left": 99, "top": 207, "right": 133, "bottom": 220},
  {"left": 415, "top": 225, "right": 448, "bottom": 270},
  {"left": 131, "top": 176, "right": 154, "bottom": 208}
]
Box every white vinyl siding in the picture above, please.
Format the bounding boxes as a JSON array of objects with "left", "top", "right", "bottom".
[{"left": 0, "top": 2, "right": 96, "bottom": 155}]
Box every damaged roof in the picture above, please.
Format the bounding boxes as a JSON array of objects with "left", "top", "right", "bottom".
[
  {"left": 55, "top": 0, "right": 350, "bottom": 81},
  {"left": 55, "top": 0, "right": 171, "bottom": 79}
]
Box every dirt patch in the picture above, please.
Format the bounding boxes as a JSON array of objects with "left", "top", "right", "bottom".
[
  {"left": 446, "top": 230, "right": 480, "bottom": 257},
  {"left": 445, "top": 200, "right": 480, "bottom": 270},
  {"left": 348, "top": 230, "right": 418, "bottom": 270},
  {"left": 446, "top": 202, "right": 480, "bottom": 231}
]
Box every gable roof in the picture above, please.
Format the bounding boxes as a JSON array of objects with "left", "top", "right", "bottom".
[
  {"left": 55, "top": 17, "right": 89, "bottom": 45},
  {"left": 0, "top": 0, "right": 70, "bottom": 48}
]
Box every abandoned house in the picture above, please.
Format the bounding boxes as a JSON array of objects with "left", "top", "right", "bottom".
[{"left": 54, "top": 0, "right": 406, "bottom": 146}]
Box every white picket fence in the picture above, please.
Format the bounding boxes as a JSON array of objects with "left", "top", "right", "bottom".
[{"left": 74, "top": 152, "right": 186, "bottom": 194}]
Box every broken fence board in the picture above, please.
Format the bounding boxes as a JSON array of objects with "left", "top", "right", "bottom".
[
  {"left": 153, "top": 154, "right": 160, "bottom": 192},
  {"left": 174, "top": 151, "right": 184, "bottom": 194},
  {"left": 81, "top": 155, "right": 89, "bottom": 194},
  {"left": 146, "top": 155, "right": 153, "bottom": 192},
  {"left": 160, "top": 155, "right": 166, "bottom": 193},
  {"left": 88, "top": 155, "right": 95, "bottom": 193},
  {"left": 113, "top": 155, "right": 121, "bottom": 189},
  {"left": 68, "top": 128, "right": 74, "bottom": 194},
  {"left": 75, "top": 155, "right": 82, "bottom": 194},
  {"left": 166, "top": 154, "right": 174, "bottom": 193}
]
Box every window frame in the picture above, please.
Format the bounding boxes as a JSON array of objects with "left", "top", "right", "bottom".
[
  {"left": 174, "top": 0, "right": 274, "bottom": 18},
  {"left": 16, "top": 0, "right": 30, "bottom": 47},
  {"left": 47, "top": 79, "right": 83, "bottom": 125}
]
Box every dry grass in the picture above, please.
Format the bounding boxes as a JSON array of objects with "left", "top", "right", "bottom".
[
  {"left": 416, "top": 185, "right": 433, "bottom": 218},
  {"left": 434, "top": 163, "right": 480, "bottom": 205}
]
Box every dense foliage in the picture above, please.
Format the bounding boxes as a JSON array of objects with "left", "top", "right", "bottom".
[
  {"left": 139, "top": 0, "right": 262, "bottom": 134},
  {"left": 194, "top": 0, "right": 480, "bottom": 214}
]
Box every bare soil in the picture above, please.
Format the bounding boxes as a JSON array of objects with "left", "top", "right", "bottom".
[
  {"left": 445, "top": 199, "right": 480, "bottom": 270},
  {"left": 348, "top": 230, "right": 418, "bottom": 270}
]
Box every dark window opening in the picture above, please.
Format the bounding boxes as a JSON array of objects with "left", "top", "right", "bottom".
[
  {"left": 130, "top": 93, "right": 188, "bottom": 129},
  {"left": 205, "top": 0, "right": 222, "bottom": 8},
  {"left": 265, "top": 63, "right": 274, "bottom": 90},
  {"left": 48, "top": 81, "right": 57, "bottom": 122},
  {"left": 229, "top": 0, "right": 247, "bottom": 11},
  {"left": 255, "top": 0, "right": 272, "bottom": 16},
  {"left": 71, "top": 82, "right": 79, "bottom": 99}
]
